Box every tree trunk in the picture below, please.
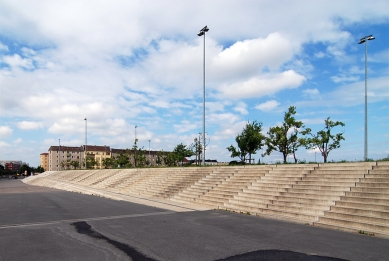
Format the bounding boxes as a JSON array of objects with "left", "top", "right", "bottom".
[{"left": 283, "top": 153, "right": 287, "bottom": 164}]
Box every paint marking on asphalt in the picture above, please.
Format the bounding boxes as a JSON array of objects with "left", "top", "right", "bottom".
[{"left": 0, "top": 211, "right": 175, "bottom": 229}]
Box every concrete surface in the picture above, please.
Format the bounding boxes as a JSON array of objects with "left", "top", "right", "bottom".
[{"left": 1, "top": 179, "right": 388, "bottom": 261}]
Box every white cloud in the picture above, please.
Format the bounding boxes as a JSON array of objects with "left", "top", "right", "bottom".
[
  {"left": 174, "top": 120, "right": 198, "bottom": 133},
  {"left": 0, "top": 126, "right": 13, "bottom": 138},
  {"left": 255, "top": 100, "right": 280, "bottom": 112},
  {"left": 2, "top": 54, "right": 34, "bottom": 69},
  {"left": 0, "top": 42, "right": 8, "bottom": 52},
  {"left": 17, "top": 121, "right": 43, "bottom": 130},
  {"left": 13, "top": 138, "right": 22, "bottom": 144},
  {"left": 219, "top": 70, "right": 305, "bottom": 99},
  {"left": 302, "top": 88, "right": 320, "bottom": 100},
  {"left": 233, "top": 102, "right": 248, "bottom": 115}
]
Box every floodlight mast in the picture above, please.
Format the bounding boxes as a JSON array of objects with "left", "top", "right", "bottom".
[
  {"left": 358, "top": 35, "right": 375, "bottom": 161},
  {"left": 198, "top": 26, "right": 209, "bottom": 166}
]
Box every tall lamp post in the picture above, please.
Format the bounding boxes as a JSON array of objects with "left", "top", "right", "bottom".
[
  {"left": 58, "top": 138, "right": 61, "bottom": 171},
  {"left": 198, "top": 25, "right": 209, "bottom": 166},
  {"left": 148, "top": 140, "right": 151, "bottom": 166},
  {"left": 84, "top": 118, "right": 87, "bottom": 169},
  {"left": 135, "top": 125, "right": 138, "bottom": 143},
  {"left": 358, "top": 35, "right": 375, "bottom": 161}
]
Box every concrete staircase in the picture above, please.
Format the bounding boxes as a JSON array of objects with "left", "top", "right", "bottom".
[
  {"left": 315, "top": 161, "right": 389, "bottom": 237},
  {"left": 22, "top": 162, "right": 389, "bottom": 238}
]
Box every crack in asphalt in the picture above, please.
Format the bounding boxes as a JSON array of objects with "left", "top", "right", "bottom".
[{"left": 72, "top": 221, "right": 157, "bottom": 261}]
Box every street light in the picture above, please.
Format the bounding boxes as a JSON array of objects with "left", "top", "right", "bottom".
[
  {"left": 58, "top": 138, "right": 61, "bottom": 171},
  {"left": 148, "top": 140, "right": 151, "bottom": 166},
  {"left": 84, "top": 118, "right": 87, "bottom": 169},
  {"left": 198, "top": 25, "right": 209, "bottom": 166},
  {"left": 358, "top": 35, "right": 375, "bottom": 161},
  {"left": 135, "top": 125, "right": 138, "bottom": 144}
]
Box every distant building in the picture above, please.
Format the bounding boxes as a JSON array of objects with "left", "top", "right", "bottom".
[
  {"left": 0, "top": 160, "right": 23, "bottom": 171},
  {"left": 40, "top": 153, "right": 49, "bottom": 171},
  {"left": 48, "top": 146, "right": 84, "bottom": 171},
  {"left": 83, "top": 145, "right": 111, "bottom": 169}
]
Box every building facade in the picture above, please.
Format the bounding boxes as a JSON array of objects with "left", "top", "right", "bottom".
[
  {"left": 40, "top": 153, "right": 49, "bottom": 171},
  {"left": 0, "top": 160, "right": 23, "bottom": 171},
  {"left": 48, "top": 146, "right": 84, "bottom": 171}
]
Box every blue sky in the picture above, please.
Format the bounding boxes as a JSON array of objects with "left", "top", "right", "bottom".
[{"left": 0, "top": 0, "right": 388, "bottom": 167}]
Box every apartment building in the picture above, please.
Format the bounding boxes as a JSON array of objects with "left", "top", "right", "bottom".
[
  {"left": 46, "top": 144, "right": 171, "bottom": 170},
  {"left": 40, "top": 153, "right": 49, "bottom": 171},
  {"left": 48, "top": 146, "right": 84, "bottom": 171}
]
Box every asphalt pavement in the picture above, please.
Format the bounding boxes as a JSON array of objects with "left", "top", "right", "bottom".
[{"left": 0, "top": 179, "right": 388, "bottom": 261}]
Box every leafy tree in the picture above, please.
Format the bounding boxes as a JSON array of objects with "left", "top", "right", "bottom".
[
  {"left": 130, "top": 139, "right": 147, "bottom": 167},
  {"left": 36, "top": 165, "right": 45, "bottom": 173},
  {"left": 156, "top": 150, "right": 165, "bottom": 166},
  {"left": 302, "top": 117, "right": 345, "bottom": 163},
  {"left": 173, "top": 143, "right": 194, "bottom": 165},
  {"left": 85, "top": 156, "right": 97, "bottom": 169},
  {"left": 116, "top": 152, "right": 130, "bottom": 168},
  {"left": 264, "top": 106, "right": 304, "bottom": 163},
  {"left": 70, "top": 160, "right": 80, "bottom": 169},
  {"left": 20, "top": 164, "right": 31, "bottom": 176},
  {"left": 191, "top": 137, "right": 203, "bottom": 166},
  {"left": 163, "top": 152, "right": 178, "bottom": 166},
  {"left": 227, "top": 120, "right": 266, "bottom": 164},
  {"left": 102, "top": 158, "right": 115, "bottom": 169}
]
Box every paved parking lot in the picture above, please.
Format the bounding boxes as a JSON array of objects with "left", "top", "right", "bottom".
[{"left": 0, "top": 179, "right": 388, "bottom": 261}]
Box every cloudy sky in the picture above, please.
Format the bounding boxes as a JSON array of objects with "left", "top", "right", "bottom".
[{"left": 0, "top": 0, "right": 388, "bottom": 167}]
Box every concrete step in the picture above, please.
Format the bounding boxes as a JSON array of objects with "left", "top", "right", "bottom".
[
  {"left": 243, "top": 186, "right": 289, "bottom": 193},
  {"left": 345, "top": 191, "right": 389, "bottom": 199},
  {"left": 329, "top": 206, "right": 389, "bottom": 219},
  {"left": 323, "top": 212, "right": 389, "bottom": 226},
  {"left": 351, "top": 187, "right": 389, "bottom": 193},
  {"left": 335, "top": 201, "right": 389, "bottom": 212},
  {"left": 302, "top": 177, "right": 361, "bottom": 182},
  {"left": 278, "top": 192, "right": 341, "bottom": 201},
  {"left": 267, "top": 204, "right": 325, "bottom": 216},
  {"left": 287, "top": 188, "right": 346, "bottom": 196},
  {"left": 261, "top": 176, "right": 303, "bottom": 181},
  {"left": 272, "top": 200, "right": 331, "bottom": 210},
  {"left": 250, "top": 183, "right": 293, "bottom": 188},
  {"left": 340, "top": 196, "right": 389, "bottom": 205},
  {"left": 291, "top": 184, "right": 352, "bottom": 191},
  {"left": 259, "top": 208, "right": 319, "bottom": 222},
  {"left": 356, "top": 182, "right": 389, "bottom": 188}
]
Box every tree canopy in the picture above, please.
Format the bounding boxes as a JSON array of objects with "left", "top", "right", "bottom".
[
  {"left": 227, "top": 120, "right": 265, "bottom": 164},
  {"left": 302, "top": 117, "right": 345, "bottom": 163},
  {"left": 264, "top": 106, "right": 304, "bottom": 163}
]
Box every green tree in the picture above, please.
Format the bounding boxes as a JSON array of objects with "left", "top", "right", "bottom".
[
  {"left": 130, "top": 139, "right": 147, "bottom": 167},
  {"left": 227, "top": 120, "right": 266, "bottom": 164},
  {"left": 156, "top": 150, "right": 165, "bottom": 166},
  {"left": 20, "top": 164, "right": 31, "bottom": 176},
  {"left": 191, "top": 137, "right": 203, "bottom": 166},
  {"left": 36, "top": 165, "right": 45, "bottom": 173},
  {"left": 173, "top": 143, "right": 194, "bottom": 165},
  {"left": 163, "top": 152, "right": 178, "bottom": 166},
  {"left": 302, "top": 117, "right": 345, "bottom": 163},
  {"left": 70, "top": 160, "right": 80, "bottom": 169},
  {"left": 102, "top": 158, "right": 115, "bottom": 169},
  {"left": 116, "top": 152, "right": 130, "bottom": 168},
  {"left": 264, "top": 106, "right": 304, "bottom": 163},
  {"left": 85, "top": 156, "right": 97, "bottom": 169}
]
